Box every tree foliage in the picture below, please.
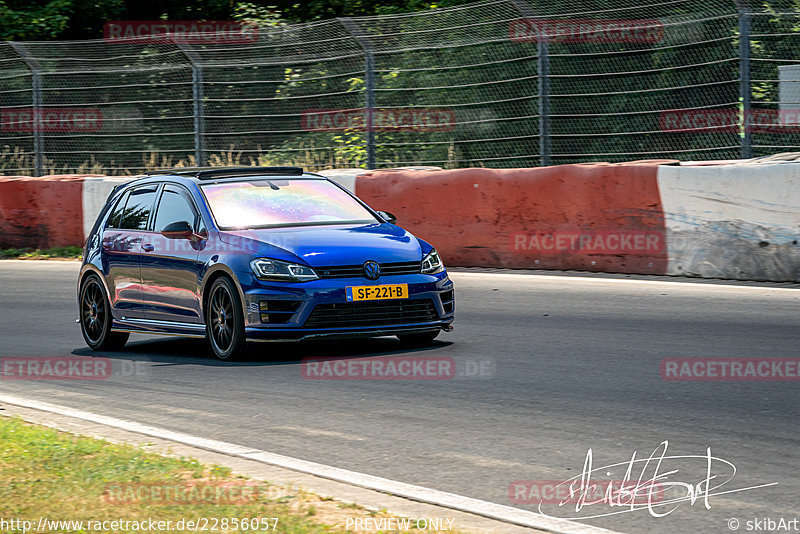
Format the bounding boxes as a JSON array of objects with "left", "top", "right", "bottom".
[{"left": 0, "top": 0, "right": 478, "bottom": 41}]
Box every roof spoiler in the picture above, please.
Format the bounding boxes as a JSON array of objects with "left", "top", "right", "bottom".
[{"left": 144, "top": 166, "right": 305, "bottom": 180}]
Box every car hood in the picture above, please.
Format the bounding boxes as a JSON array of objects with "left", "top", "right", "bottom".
[{"left": 218, "top": 222, "right": 426, "bottom": 266}]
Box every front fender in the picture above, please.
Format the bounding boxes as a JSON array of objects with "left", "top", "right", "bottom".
[{"left": 198, "top": 262, "right": 248, "bottom": 324}]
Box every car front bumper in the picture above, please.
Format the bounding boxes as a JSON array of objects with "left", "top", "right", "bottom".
[{"left": 240, "top": 271, "right": 455, "bottom": 342}]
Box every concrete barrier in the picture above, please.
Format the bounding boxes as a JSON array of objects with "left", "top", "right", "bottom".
[
  {"left": 81, "top": 176, "right": 135, "bottom": 238},
  {"left": 0, "top": 175, "right": 89, "bottom": 249},
  {"left": 315, "top": 168, "right": 369, "bottom": 193},
  {"left": 658, "top": 164, "right": 800, "bottom": 282},
  {"left": 1, "top": 162, "right": 798, "bottom": 282},
  {"left": 0, "top": 175, "right": 137, "bottom": 249},
  {"left": 355, "top": 163, "right": 669, "bottom": 275},
  {"left": 316, "top": 167, "right": 442, "bottom": 193}
]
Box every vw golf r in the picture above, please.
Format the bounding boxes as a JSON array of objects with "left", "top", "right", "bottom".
[{"left": 77, "top": 167, "right": 455, "bottom": 360}]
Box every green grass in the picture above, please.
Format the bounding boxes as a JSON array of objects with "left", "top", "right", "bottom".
[
  {"left": 0, "top": 246, "right": 83, "bottom": 260},
  {"left": 0, "top": 417, "right": 336, "bottom": 533},
  {"left": 0, "top": 417, "right": 459, "bottom": 533}
]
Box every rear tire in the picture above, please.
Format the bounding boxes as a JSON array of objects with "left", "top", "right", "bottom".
[
  {"left": 397, "top": 330, "right": 440, "bottom": 346},
  {"left": 79, "top": 274, "right": 129, "bottom": 351},
  {"left": 205, "top": 277, "right": 247, "bottom": 361}
]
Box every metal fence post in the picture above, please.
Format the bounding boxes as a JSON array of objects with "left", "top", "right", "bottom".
[
  {"left": 538, "top": 40, "right": 551, "bottom": 167},
  {"left": 9, "top": 42, "right": 44, "bottom": 177},
  {"left": 174, "top": 41, "right": 205, "bottom": 166},
  {"left": 510, "top": 0, "right": 550, "bottom": 166},
  {"left": 340, "top": 18, "right": 376, "bottom": 170},
  {"left": 738, "top": 4, "right": 752, "bottom": 159}
]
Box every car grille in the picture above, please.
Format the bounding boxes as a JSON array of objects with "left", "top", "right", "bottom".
[
  {"left": 304, "top": 299, "right": 438, "bottom": 329},
  {"left": 315, "top": 261, "right": 421, "bottom": 279}
]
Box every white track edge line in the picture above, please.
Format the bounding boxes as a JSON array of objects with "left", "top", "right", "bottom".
[
  {"left": 448, "top": 272, "right": 800, "bottom": 291},
  {"left": 0, "top": 393, "right": 624, "bottom": 534}
]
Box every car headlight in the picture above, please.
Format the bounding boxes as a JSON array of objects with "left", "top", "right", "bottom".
[
  {"left": 421, "top": 249, "right": 444, "bottom": 274},
  {"left": 250, "top": 258, "right": 318, "bottom": 282}
]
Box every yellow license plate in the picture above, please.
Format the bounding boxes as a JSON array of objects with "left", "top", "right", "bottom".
[{"left": 346, "top": 284, "right": 409, "bottom": 301}]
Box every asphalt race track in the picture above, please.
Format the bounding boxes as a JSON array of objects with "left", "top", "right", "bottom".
[{"left": 1, "top": 260, "right": 798, "bottom": 534}]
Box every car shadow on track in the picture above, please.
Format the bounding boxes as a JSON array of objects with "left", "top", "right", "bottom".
[{"left": 70, "top": 336, "right": 453, "bottom": 368}]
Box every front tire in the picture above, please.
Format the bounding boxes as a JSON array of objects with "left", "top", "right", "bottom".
[
  {"left": 397, "top": 329, "right": 440, "bottom": 346},
  {"left": 79, "top": 274, "right": 129, "bottom": 351},
  {"left": 205, "top": 277, "right": 247, "bottom": 361}
]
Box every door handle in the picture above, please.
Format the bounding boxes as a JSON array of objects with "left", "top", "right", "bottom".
[{"left": 142, "top": 244, "right": 155, "bottom": 252}]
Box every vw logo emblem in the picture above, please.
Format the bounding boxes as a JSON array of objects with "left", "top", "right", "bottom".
[{"left": 363, "top": 260, "right": 381, "bottom": 280}]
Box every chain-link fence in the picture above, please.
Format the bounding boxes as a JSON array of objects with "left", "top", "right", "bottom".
[{"left": 1, "top": 0, "right": 799, "bottom": 176}]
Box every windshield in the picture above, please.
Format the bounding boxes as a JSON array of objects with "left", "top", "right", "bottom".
[{"left": 201, "top": 179, "right": 378, "bottom": 229}]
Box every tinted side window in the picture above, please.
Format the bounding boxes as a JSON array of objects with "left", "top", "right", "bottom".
[
  {"left": 154, "top": 185, "right": 199, "bottom": 232},
  {"left": 119, "top": 185, "right": 159, "bottom": 230},
  {"left": 106, "top": 191, "right": 130, "bottom": 229}
]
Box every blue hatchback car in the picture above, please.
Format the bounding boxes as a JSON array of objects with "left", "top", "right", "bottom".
[{"left": 78, "top": 167, "right": 455, "bottom": 360}]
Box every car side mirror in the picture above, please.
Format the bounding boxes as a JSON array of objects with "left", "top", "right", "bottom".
[
  {"left": 161, "top": 220, "right": 194, "bottom": 240},
  {"left": 377, "top": 211, "right": 397, "bottom": 224}
]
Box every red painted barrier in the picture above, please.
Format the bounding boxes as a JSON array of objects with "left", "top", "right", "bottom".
[
  {"left": 0, "top": 175, "right": 85, "bottom": 248},
  {"left": 0, "top": 164, "right": 671, "bottom": 276},
  {"left": 355, "top": 162, "right": 670, "bottom": 274}
]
